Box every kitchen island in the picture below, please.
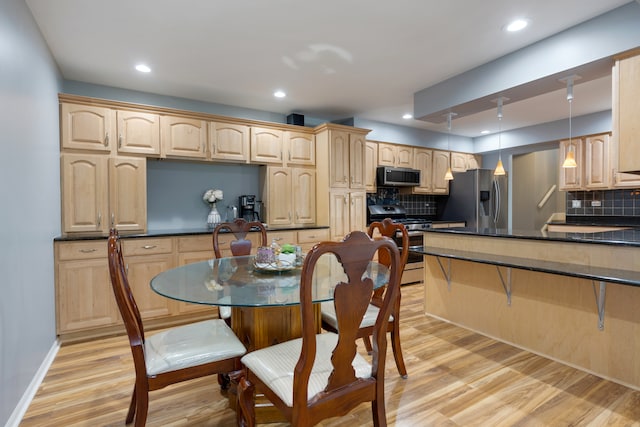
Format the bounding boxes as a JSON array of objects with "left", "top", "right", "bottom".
[{"left": 417, "top": 227, "right": 640, "bottom": 390}]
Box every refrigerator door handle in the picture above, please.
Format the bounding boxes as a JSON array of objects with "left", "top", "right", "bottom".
[{"left": 493, "top": 179, "right": 500, "bottom": 224}]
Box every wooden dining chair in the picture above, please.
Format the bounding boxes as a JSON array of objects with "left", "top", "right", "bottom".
[
  {"left": 236, "top": 230, "right": 402, "bottom": 427},
  {"left": 212, "top": 218, "right": 268, "bottom": 323},
  {"left": 321, "top": 218, "right": 410, "bottom": 378},
  {"left": 107, "top": 229, "right": 247, "bottom": 427}
]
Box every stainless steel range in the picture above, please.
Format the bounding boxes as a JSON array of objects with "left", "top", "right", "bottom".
[{"left": 367, "top": 204, "right": 431, "bottom": 285}]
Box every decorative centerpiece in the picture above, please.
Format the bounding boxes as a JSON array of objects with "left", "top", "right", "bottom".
[{"left": 203, "top": 188, "right": 224, "bottom": 229}]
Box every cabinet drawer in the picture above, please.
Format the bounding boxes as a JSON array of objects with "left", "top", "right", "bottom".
[
  {"left": 268, "top": 231, "right": 297, "bottom": 245},
  {"left": 57, "top": 240, "right": 107, "bottom": 261},
  {"left": 297, "top": 229, "right": 329, "bottom": 244},
  {"left": 177, "top": 235, "right": 212, "bottom": 253},
  {"left": 122, "top": 238, "right": 173, "bottom": 256}
]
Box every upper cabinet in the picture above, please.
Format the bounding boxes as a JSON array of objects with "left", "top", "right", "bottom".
[
  {"left": 559, "top": 138, "right": 583, "bottom": 191},
  {"left": 209, "top": 121, "right": 250, "bottom": 163},
  {"left": 285, "top": 131, "right": 315, "bottom": 166},
  {"left": 365, "top": 141, "right": 378, "bottom": 192},
  {"left": 60, "top": 103, "right": 114, "bottom": 153},
  {"left": 160, "top": 115, "right": 207, "bottom": 159},
  {"left": 325, "top": 128, "right": 366, "bottom": 189},
  {"left": 584, "top": 134, "right": 610, "bottom": 189},
  {"left": 116, "top": 110, "right": 160, "bottom": 156},
  {"left": 412, "top": 148, "right": 433, "bottom": 194},
  {"left": 431, "top": 150, "right": 450, "bottom": 195},
  {"left": 377, "top": 142, "right": 412, "bottom": 168},
  {"left": 613, "top": 50, "right": 640, "bottom": 175},
  {"left": 250, "top": 126, "right": 284, "bottom": 164},
  {"left": 452, "top": 152, "right": 481, "bottom": 172}
]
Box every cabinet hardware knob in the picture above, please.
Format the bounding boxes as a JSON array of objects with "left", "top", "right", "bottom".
[
  {"left": 79, "top": 248, "right": 97, "bottom": 253},
  {"left": 97, "top": 212, "right": 102, "bottom": 227},
  {"left": 118, "top": 134, "right": 122, "bottom": 148},
  {"left": 110, "top": 213, "right": 115, "bottom": 227},
  {"left": 104, "top": 133, "right": 109, "bottom": 147},
  {"left": 142, "top": 245, "right": 157, "bottom": 249}
]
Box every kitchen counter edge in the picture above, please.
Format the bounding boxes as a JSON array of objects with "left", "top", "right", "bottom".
[
  {"left": 54, "top": 225, "right": 330, "bottom": 242},
  {"left": 424, "top": 226, "right": 640, "bottom": 247}
]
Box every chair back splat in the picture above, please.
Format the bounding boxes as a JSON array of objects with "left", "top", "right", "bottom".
[
  {"left": 237, "top": 230, "right": 401, "bottom": 426},
  {"left": 212, "top": 218, "right": 267, "bottom": 258}
]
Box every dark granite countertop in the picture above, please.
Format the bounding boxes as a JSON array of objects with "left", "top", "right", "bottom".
[
  {"left": 424, "top": 226, "right": 640, "bottom": 247},
  {"left": 54, "top": 225, "right": 329, "bottom": 242}
]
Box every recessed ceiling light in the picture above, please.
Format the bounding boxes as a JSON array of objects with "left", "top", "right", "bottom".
[
  {"left": 505, "top": 19, "right": 529, "bottom": 32},
  {"left": 480, "top": 130, "right": 491, "bottom": 135},
  {"left": 135, "top": 64, "right": 151, "bottom": 73},
  {"left": 402, "top": 113, "right": 413, "bottom": 120},
  {"left": 274, "top": 90, "right": 286, "bottom": 98}
]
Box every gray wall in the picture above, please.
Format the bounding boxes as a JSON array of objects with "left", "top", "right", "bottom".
[{"left": 0, "top": 0, "right": 62, "bottom": 424}]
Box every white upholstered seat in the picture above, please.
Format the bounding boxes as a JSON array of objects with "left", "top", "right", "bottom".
[
  {"left": 240, "top": 333, "right": 371, "bottom": 407},
  {"left": 145, "top": 319, "right": 246, "bottom": 376},
  {"left": 320, "top": 301, "right": 394, "bottom": 331}
]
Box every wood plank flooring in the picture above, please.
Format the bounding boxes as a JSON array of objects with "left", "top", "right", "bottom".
[{"left": 20, "top": 283, "right": 640, "bottom": 426}]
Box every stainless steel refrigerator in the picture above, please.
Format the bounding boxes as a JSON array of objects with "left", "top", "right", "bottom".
[{"left": 438, "top": 169, "right": 508, "bottom": 229}]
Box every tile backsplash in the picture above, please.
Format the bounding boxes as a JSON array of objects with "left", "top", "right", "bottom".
[
  {"left": 566, "top": 189, "right": 640, "bottom": 216},
  {"left": 367, "top": 187, "right": 438, "bottom": 216}
]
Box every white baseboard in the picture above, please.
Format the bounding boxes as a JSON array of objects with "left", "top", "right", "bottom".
[{"left": 5, "top": 339, "right": 60, "bottom": 427}]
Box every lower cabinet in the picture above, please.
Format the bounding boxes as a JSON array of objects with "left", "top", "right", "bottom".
[{"left": 328, "top": 191, "right": 366, "bottom": 241}]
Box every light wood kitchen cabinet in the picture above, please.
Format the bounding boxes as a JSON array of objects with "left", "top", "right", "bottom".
[
  {"left": 61, "top": 153, "right": 109, "bottom": 233},
  {"left": 250, "top": 126, "right": 284, "bottom": 164},
  {"left": 559, "top": 138, "right": 583, "bottom": 190},
  {"left": 451, "top": 151, "right": 481, "bottom": 172},
  {"left": 296, "top": 228, "right": 330, "bottom": 252},
  {"left": 431, "top": 150, "right": 450, "bottom": 194},
  {"left": 285, "top": 131, "right": 315, "bottom": 166},
  {"left": 328, "top": 190, "right": 366, "bottom": 241},
  {"left": 326, "top": 129, "right": 367, "bottom": 189},
  {"left": 55, "top": 240, "right": 119, "bottom": 335},
  {"left": 61, "top": 154, "right": 147, "bottom": 234},
  {"left": 377, "top": 142, "right": 413, "bottom": 168},
  {"left": 109, "top": 156, "right": 147, "bottom": 232},
  {"left": 613, "top": 50, "right": 640, "bottom": 174},
  {"left": 116, "top": 110, "right": 160, "bottom": 156},
  {"left": 261, "top": 166, "right": 316, "bottom": 227},
  {"left": 584, "top": 133, "right": 610, "bottom": 189},
  {"left": 365, "top": 141, "right": 378, "bottom": 192},
  {"left": 60, "top": 103, "right": 114, "bottom": 153},
  {"left": 412, "top": 148, "right": 433, "bottom": 194},
  {"left": 121, "top": 238, "right": 175, "bottom": 320},
  {"left": 161, "top": 115, "right": 207, "bottom": 159},
  {"left": 209, "top": 121, "right": 250, "bottom": 163}
]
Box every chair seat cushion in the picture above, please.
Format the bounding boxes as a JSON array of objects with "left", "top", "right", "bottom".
[
  {"left": 241, "top": 333, "right": 371, "bottom": 407},
  {"left": 320, "top": 301, "right": 394, "bottom": 330},
  {"left": 218, "top": 295, "right": 231, "bottom": 319},
  {"left": 145, "top": 319, "right": 246, "bottom": 376}
]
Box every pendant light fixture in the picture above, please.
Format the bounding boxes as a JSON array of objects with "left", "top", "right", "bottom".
[
  {"left": 444, "top": 112, "right": 456, "bottom": 181},
  {"left": 494, "top": 97, "right": 506, "bottom": 176},
  {"left": 562, "top": 75, "right": 578, "bottom": 168}
]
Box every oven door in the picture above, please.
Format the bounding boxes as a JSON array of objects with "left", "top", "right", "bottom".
[{"left": 395, "top": 230, "right": 424, "bottom": 285}]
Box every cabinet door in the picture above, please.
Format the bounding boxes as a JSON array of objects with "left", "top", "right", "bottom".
[
  {"left": 251, "top": 127, "right": 283, "bottom": 164},
  {"left": 413, "top": 148, "right": 433, "bottom": 193},
  {"left": 378, "top": 143, "right": 396, "bottom": 167},
  {"left": 176, "top": 250, "right": 218, "bottom": 315},
  {"left": 286, "top": 131, "right": 315, "bottom": 166},
  {"left": 109, "top": 157, "right": 147, "bottom": 232},
  {"left": 559, "top": 139, "right": 583, "bottom": 190},
  {"left": 61, "top": 153, "right": 109, "bottom": 233},
  {"left": 60, "top": 103, "right": 114, "bottom": 152},
  {"left": 584, "top": 134, "right": 610, "bottom": 189},
  {"left": 329, "top": 130, "right": 350, "bottom": 188},
  {"left": 349, "top": 133, "right": 366, "bottom": 189},
  {"left": 396, "top": 146, "right": 413, "bottom": 168},
  {"left": 161, "top": 115, "right": 207, "bottom": 159},
  {"left": 365, "top": 141, "right": 378, "bottom": 192},
  {"left": 293, "top": 168, "right": 316, "bottom": 224},
  {"left": 116, "top": 110, "right": 160, "bottom": 155},
  {"left": 431, "top": 151, "right": 450, "bottom": 194},
  {"left": 451, "top": 152, "right": 467, "bottom": 172},
  {"left": 466, "top": 154, "right": 481, "bottom": 170},
  {"left": 267, "top": 167, "right": 293, "bottom": 226},
  {"left": 329, "top": 191, "right": 350, "bottom": 241},
  {"left": 349, "top": 191, "right": 367, "bottom": 234},
  {"left": 617, "top": 54, "right": 640, "bottom": 173},
  {"left": 57, "top": 259, "right": 119, "bottom": 333},
  {"left": 209, "top": 121, "right": 250, "bottom": 162}
]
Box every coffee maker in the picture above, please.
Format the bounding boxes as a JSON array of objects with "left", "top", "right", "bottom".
[{"left": 239, "top": 195, "right": 260, "bottom": 221}]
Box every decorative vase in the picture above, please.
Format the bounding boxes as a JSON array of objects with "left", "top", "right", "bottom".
[{"left": 207, "top": 203, "right": 222, "bottom": 229}]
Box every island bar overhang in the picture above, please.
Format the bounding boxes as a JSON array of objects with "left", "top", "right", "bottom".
[{"left": 419, "top": 229, "right": 640, "bottom": 390}]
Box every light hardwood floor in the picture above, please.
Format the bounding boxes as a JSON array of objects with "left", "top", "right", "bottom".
[{"left": 20, "top": 283, "right": 640, "bottom": 426}]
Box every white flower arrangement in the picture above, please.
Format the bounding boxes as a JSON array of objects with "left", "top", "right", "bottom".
[{"left": 203, "top": 189, "right": 224, "bottom": 206}]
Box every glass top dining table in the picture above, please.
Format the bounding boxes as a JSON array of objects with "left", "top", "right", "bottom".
[{"left": 150, "top": 254, "right": 390, "bottom": 308}]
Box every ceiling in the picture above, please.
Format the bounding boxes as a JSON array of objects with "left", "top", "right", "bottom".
[{"left": 25, "top": 0, "right": 631, "bottom": 137}]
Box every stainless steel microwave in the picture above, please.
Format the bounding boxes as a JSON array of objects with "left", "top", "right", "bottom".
[{"left": 376, "top": 166, "right": 421, "bottom": 186}]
